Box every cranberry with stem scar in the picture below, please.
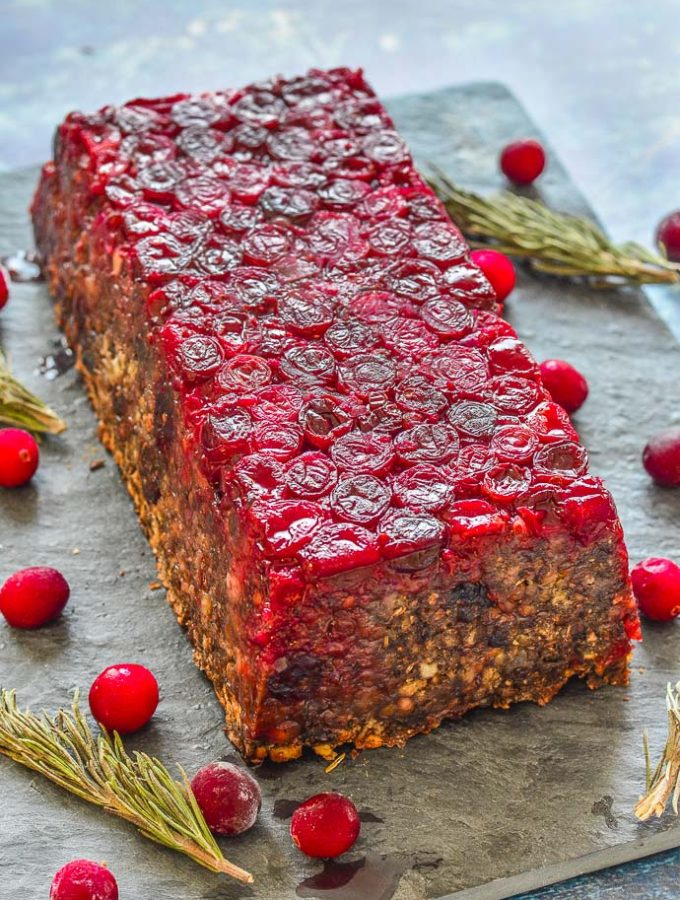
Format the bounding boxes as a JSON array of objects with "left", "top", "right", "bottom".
[
  {"left": 631, "top": 557, "right": 680, "bottom": 622},
  {"left": 191, "top": 761, "right": 262, "bottom": 836},
  {"left": 89, "top": 664, "right": 159, "bottom": 734},
  {"left": 0, "top": 427, "right": 39, "bottom": 487},
  {"left": 290, "top": 792, "right": 361, "bottom": 858},
  {"left": 50, "top": 859, "right": 118, "bottom": 900},
  {"left": 0, "top": 566, "right": 70, "bottom": 629}
]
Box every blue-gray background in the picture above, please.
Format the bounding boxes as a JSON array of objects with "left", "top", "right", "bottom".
[{"left": 2, "top": 1, "right": 680, "bottom": 896}]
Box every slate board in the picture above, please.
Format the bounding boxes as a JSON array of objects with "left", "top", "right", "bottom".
[{"left": 3, "top": 82, "right": 680, "bottom": 900}]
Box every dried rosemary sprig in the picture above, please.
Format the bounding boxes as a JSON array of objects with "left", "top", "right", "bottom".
[
  {"left": 430, "top": 167, "right": 680, "bottom": 287},
  {"left": 0, "top": 350, "right": 66, "bottom": 434},
  {"left": 0, "top": 689, "right": 252, "bottom": 883},
  {"left": 634, "top": 681, "right": 680, "bottom": 821}
]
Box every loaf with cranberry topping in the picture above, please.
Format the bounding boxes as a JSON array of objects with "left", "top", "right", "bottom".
[{"left": 32, "top": 67, "right": 640, "bottom": 762}]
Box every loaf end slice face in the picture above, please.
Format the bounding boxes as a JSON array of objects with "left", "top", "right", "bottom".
[{"left": 32, "top": 67, "right": 640, "bottom": 762}]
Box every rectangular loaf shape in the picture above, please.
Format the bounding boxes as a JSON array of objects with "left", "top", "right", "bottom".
[{"left": 32, "top": 67, "right": 640, "bottom": 762}]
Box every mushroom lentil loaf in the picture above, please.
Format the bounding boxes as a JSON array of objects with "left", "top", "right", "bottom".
[{"left": 32, "top": 67, "right": 640, "bottom": 762}]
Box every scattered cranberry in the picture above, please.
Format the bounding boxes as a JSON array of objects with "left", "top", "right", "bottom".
[
  {"left": 0, "top": 566, "right": 70, "bottom": 629},
  {"left": 290, "top": 792, "right": 360, "bottom": 859},
  {"left": 469, "top": 249, "right": 516, "bottom": 303},
  {"left": 0, "top": 267, "right": 9, "bottom": 310},
  {"left": 499, "top": 138, "right": 546, "bottom": 185},
  {"left": 50, "top": 859, "right": 118, "bottom": 900},
  {"left": 643, "top": 427, "right": 680, "bottom": 487},
  {"left": 631, "top": 558, "right": 680, "bottom": 622},
  {"left": 539, "top": 359, "right": 589, "bottom": 414},
  {"left": 89, "top": 664, "right": 159, "bottom": 734},
  {"left": 0, "top": 427, "right": 39, "bottom": 487},
  {"left": 191, "top": 761, "right": 262, "bottom": 836},
  {"left": 655, "top": 211, "right": 680, "bottom": 263}
]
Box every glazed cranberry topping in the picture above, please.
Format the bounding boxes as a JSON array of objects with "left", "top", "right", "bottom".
[
  {"left": 643, "top": 427, "right": 680, "bottom": 487},
  {"left": 499, "top": 139, "right": 546, "bottom": 185},
  {"left": 392, "top": 464, "right": 454, "bottom": 512},
  {"left": 331, "top": 474, "right": 391, "bottom": 524},
  {"left": 285, "top": 451, "right": 338, "bottom": 498},
  {"left": 331, "top": 431, "right": 394, "bottom": 475},
  {"left": 0, "top": 427, "right": 40, "bottom": 488},
  {"left": 53, "top": 68, "right": 607, "bottom": 576},
  {"left": 89, "top": 664, "right": 159, "bottom": 734},
  {"left": 50, "top": 860, "right": 119, "bottom": 900},
  {"left": 191, "top": 761, "right": 262, "bottom": 835},
  {"left": 0, "top": 566, "right": 70, "bottom": 629},
  {"left": 539, "top": 359, "right": 589, "bottom": 414},
  {"left": 290, "top": 792, "right": 361, "bottom": 858}
]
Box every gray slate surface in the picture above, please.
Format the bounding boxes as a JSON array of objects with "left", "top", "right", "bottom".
[{"left": 2, "top": 83, "right": 680, "bottom": 900}]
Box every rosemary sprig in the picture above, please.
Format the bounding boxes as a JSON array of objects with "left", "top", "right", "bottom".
[
  {"left": 0, "top": 689, "right": 252, "bottom": 883},
  {"left": 634, "top": 681, "right": 680, "bottom": 821},
  {"left": 0, "top": 350, "right": 66, "bottom": 434},
  {"left": 430, "top": 167, "right": 680, "bottom": 287}
]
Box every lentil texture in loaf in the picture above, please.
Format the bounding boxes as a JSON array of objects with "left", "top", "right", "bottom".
[{"left": 32, "top": 67, "right": 640, "bottom": 763}]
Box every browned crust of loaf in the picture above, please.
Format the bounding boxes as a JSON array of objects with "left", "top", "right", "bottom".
[{"left": 33, "top": 168, "right": 633, "bottom": 765}]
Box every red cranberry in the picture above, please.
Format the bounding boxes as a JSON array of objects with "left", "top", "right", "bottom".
[
  {"left": 290, "top": 792, "right": 360, "bottom": 858},
  {"left": 89, "top": 664, "right": 159, "bottom": 734},
  {"left": 191, "top": 761, "right": 261, "bottom": 836},
  {"left": 656, "top": 211, "right": 680, "bottom": 263},
  {"left": 469, "top": 249, "right": 516, "bottom": 303},
  {"left": 539, "top": 359, "right": 588, "bottom": 414},
  {"left": 0, "top": 566, "right": 70, "bottom": 629},
  {"left": 0, "top": 427, "right": 39, "bottom": 487},
  {"left": 499, "top": 138, "right": 546, "bottom": 185},
  {"left": 0, "top": 266, "right": 9, "bottom": 309},
  {"left": 50, "top": 859, "right": 118, "bottom": 900},
  {"left": 643, "top": 427, "right": 680, "bottom": 487},
  {"left": 631, "top": 557, "right": 680, "bottom": 621}
]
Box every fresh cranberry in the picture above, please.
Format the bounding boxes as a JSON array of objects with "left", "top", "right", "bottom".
[
  {"left": 50, "top": 859, "right": 118, "bottom": 900},
  {"left": 631, "top": 558, "right": 680, "bottom": 621},
  {"left": 290, "top": 792, "right": 360, "bottom": 858},
  {"left": 499, "top": 138, "right": 546, "bottom": 184},
  {"left": 191, "top": 761, "right": 261, "bottom": 836},
  {"left": 643, "top": 427, "right": 680, "bottom": 487},
  {"left": 656, "top": 211, "right": 680, "bottom": 262},
  {"left": 539, "top": 359, "right": 588, "bottom": 414},
  {"left": 0, "top": 266, "right": 9, "bottom": 309},
  {"left": 0, "top": 427, "right": 40, "bottom": 487},
  {"left": 0, "top": 566, "right": 70, "bottom": 629},
  {"left": 469, "top": 249, "right": 516, "bottom": 303},
  {"left": 89, "top": 664, "right": 159, "bottom": 734}
]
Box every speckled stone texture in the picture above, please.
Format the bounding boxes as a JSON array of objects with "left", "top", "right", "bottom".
[{"left": 2, "top": 83, "right": 680, "bottom": 900}]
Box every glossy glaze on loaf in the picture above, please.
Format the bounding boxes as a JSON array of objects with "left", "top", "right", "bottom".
[{"left": 32, "top": 67, "right": 640, "bottom": 761}]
